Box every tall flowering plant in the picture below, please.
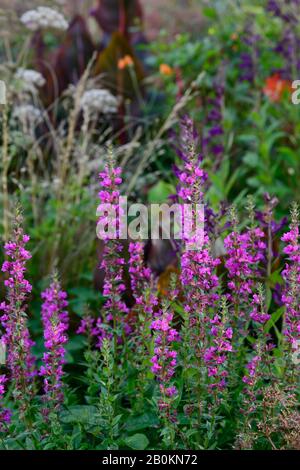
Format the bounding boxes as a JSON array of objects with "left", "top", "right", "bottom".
[
  {"left": 176, "top": 118, "right": 220, "bottom": 312},
  {"left": 203, "top": 297, "right": 233, "bottom": 394},
  {"left": 0, "top": 211, "right": 35, "bottom": 418},
  {"left": 242, "top": 285, "right": 274, "bottom": 391},
  {"left": 281, "top": 203, "right": 300, "bottom": 355},
  {"left": 128, "top": 241, "right": 158, "bottom": 396},
  {"left": 175, "top": 119, "right": 221, "bottom": 412},
  {"left": 224, "top": 206, "right": 266, "bottom": 337},
  {"left": 0, "top": 375, "right": 11, "bottom": 431},
  {"left": 150, "top": 287, "right": 179, "bottom": 424},
  {"left": 236, "top": 285, "right": 276, "bottom": 449},
  {"left": 97, "top": 152, "right": 129, "bottom": 352},
  {"left": 40, "top": 277, "right": 69, "bottom": 415}
]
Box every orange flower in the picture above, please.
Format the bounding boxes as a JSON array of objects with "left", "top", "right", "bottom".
[
  {"left": 263, "top": 74, "right": 291, "bottom": 102},
  {"left": 159, "top": 63, "right": 173, "bottom": 76},
  {"left": 118, "top": 55, "right": 134, "bottom": 70},
  {"left": 231, "top": 33, "right": 238, "bottom": 41}
]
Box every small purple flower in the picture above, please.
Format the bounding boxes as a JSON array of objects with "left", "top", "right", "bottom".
[
  {"left": 239, "top": 52, "right": 255, "bottom": 82},
  {"left": 249, "top": 292, "right": 271, "bottom": 324},
  {"left": 77, "top": 315, "right": 110, "bottom": 349},
  {"left": 242, "top": 355, "right": 261, "bottom": 386}
]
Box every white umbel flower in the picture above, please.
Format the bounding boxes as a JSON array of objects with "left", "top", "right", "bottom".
[
  {"left": 20, "top": 7, "right": 68, "bottom": 31},
  {"left": 15, "top": 68, "right": 46, "bottom": 92},
  {"left": 80, "top": 89, "right": 119, "bottom": 116},
  {"left": 13, "top": 104, "right": 42, "bottom": 126}
]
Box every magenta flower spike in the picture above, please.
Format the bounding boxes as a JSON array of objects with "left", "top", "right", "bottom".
[
  {"left": 97, "top": 155, "right": 130, "bottom": 348},
  {"left": 281, "top": 204, "right": 300, "bottom": 352},
  {"left": 151, "top": 307, "right": 179, "bottom": 415},
  {"left": 0, "top": 211, "right": 35, "bottom": 412},
  {"left": 40, "top": 278, "right": 69, "bottom": 413}
]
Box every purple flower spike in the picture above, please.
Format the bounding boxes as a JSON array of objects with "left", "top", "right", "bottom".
[
  {"left": 0, "top": 212, "right": 35, "bottom": 413},
  {"left": 40, "top": 278, "right": 69, "bottom": 414}
]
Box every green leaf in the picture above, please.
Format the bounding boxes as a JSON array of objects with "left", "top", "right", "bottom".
[
  {"left": 243, "top": 5, "right": 264, "bottom": 14},
  {"left": 264, "top": 307, "right": 285, "bottom": 333},
  {"left": 60, "top": 405, "right": 99, "bottom": 425},
  {"left": 148, "top": 181, "right": 175, "bottom": 203},
  {"left": 203, "top": 7, "right": 217, "bottom": 19},
  {"left": 268, "top": 269, "right": 283, "bottom": 286},
  {"left": 125, "top": 413, "right": 159, "bottom": 432},
  {"left": 123, "top": 433, "right": 149, "bottom": 450},
  {"left": 112, "top": 414, "right": 123, "bottom": 427},
  {"left": 243, "top": 152, "right": 259, "bottom": 168},
  {"left": 266, "top": 287, "right": 272, "bottom": 311}
]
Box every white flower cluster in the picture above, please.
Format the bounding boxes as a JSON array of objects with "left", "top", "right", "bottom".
[
  {"left": 80, "top": 89, "right": 119, "bottom": 116},
  {"left": 20, "top": 7, "right": 68, "bottom": 31},
  {"left": 13, "top": 105, "right": 42, "bottom": 126},
  {"left": 15, "top": 68, "right": 46, "bottom": 92}
]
